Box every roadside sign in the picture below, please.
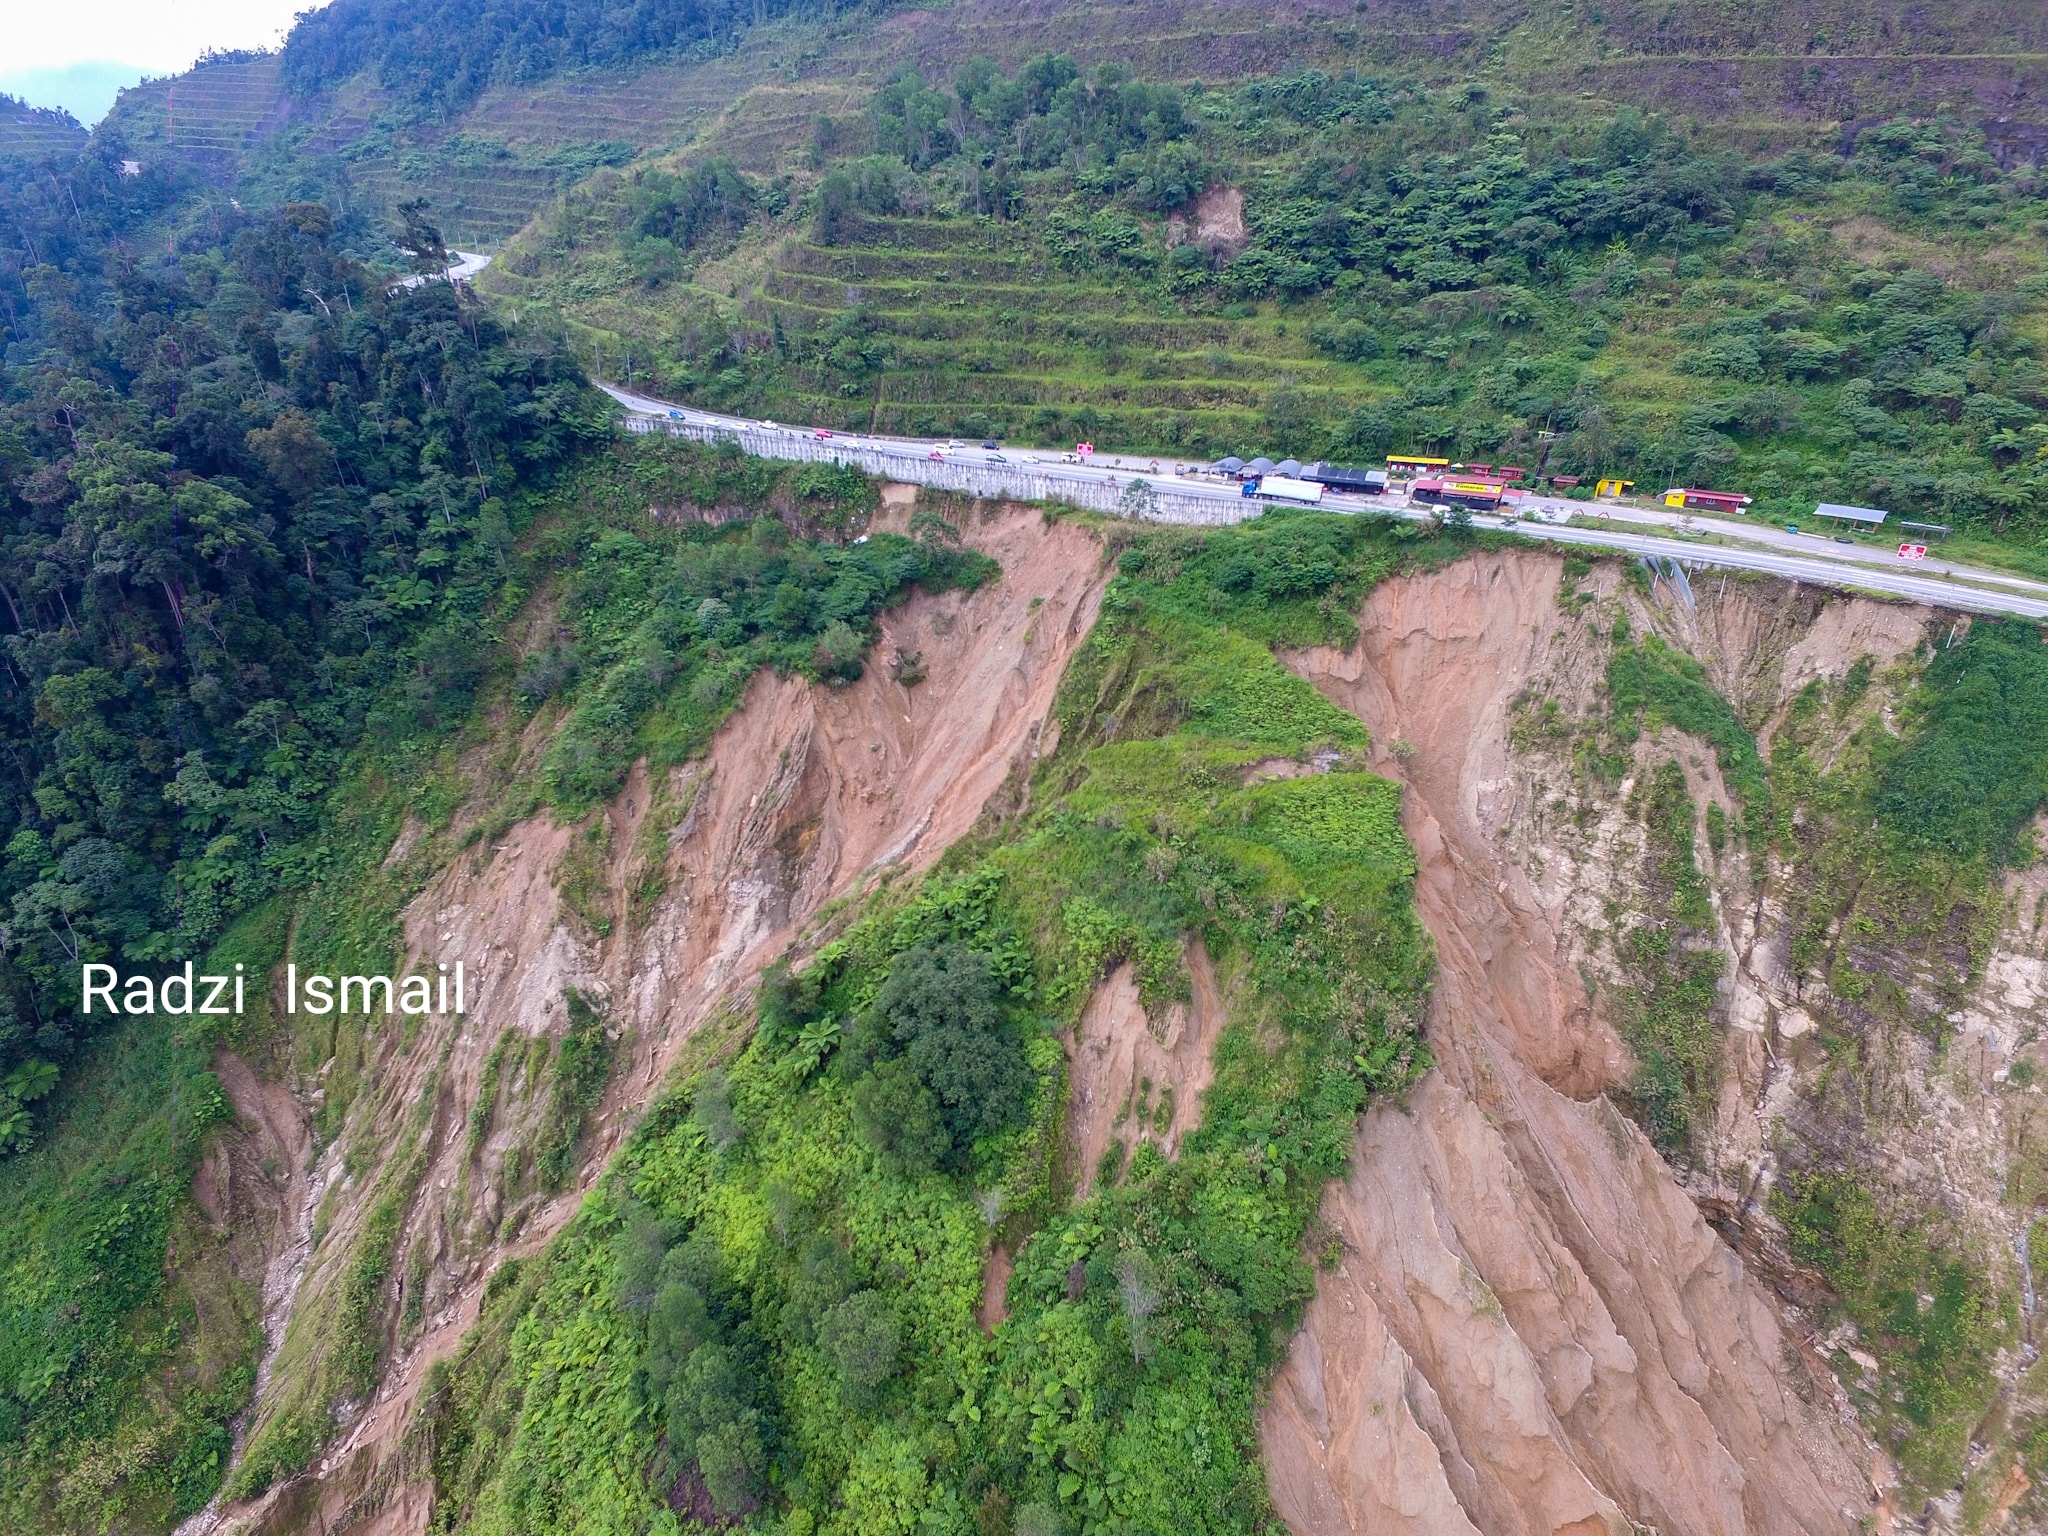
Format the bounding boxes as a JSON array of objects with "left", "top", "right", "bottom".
[
  {"left": 1076, "top": 442, "right": 1094, "bottom": 455},
  {"left": 1897, "top": 543, "right": 1927, "bottom": 560}
]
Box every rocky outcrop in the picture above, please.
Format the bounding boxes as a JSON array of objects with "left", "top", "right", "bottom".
[{"left": 1266, "top": 553, "right": 1876, "bottom": 1536}]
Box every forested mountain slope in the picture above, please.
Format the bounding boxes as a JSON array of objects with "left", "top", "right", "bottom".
[
  {"left": 5, "top": 4, "right": 2048, "bottom": 1536},
  {"left": 496, "top": 52, "right": 2048, "bottom": 564},
  {"left": 73, "top": 0, "right": 2048, "bottom": 554}
]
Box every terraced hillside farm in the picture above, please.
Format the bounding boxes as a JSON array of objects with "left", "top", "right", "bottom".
[
  {"left": 89, "top": 0, "right": 2048, "bottom": 251},
  {"left": 296, "top": 42, "right": 819, "bottom": 247},
  {"left": 759, "top": 216, "right": 1334, "bottom": 444},
  {"left": 514, "top": 205, "right": 1366, "bottom": 449},
  {"left": 108, "top": 65, "right": 641, "bottom": 247},
  {"left": 488, "top": 54, "right": 2048, "bottom": 548},
  {"left": 112, "top": 59, "right": 295, "bottom": 185},
  {"left": 98, "top": 40, "right": 796, "bottom": 246},
  {"left": 0, "top": 99, "right": 86, "bottom": 163}
]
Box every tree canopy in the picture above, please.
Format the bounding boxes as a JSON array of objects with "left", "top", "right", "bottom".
[{"left": 0, "top": 141, "right": 600, "bottom": 1144}]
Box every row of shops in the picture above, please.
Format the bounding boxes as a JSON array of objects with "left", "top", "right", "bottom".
[{"left": 1207, "top": 451, "right": 1918, "bottom": 534}]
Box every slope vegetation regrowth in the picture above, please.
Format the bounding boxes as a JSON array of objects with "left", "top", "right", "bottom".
[{"left": 419, "top": 508, "right": 1444, "bottom": 1534}]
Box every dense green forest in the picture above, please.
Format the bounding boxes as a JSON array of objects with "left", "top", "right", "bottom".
[
  {"left": 0, "top": 139, "right": 603, "bottom": 1144},
  {"left": 0, "top": 125, "right": 599, "bottom": 1529},
  {"left": 282, "top": 0, "right": 900, "bottom": 113},
  {"left": 501, "top": 56, "right": 2048, "bottom": 551}
]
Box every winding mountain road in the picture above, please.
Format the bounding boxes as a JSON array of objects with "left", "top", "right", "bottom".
[{"left": 599, "top": 383, "right": 2048, "bottom": 621}]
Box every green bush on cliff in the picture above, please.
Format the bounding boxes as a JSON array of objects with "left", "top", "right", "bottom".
[
  {"left": 1774, "top": 1170, "right": 2011, "bottom": 1492},
  {"left": 420, "top": 513, "right": 1435, "bottom": 1535},
  {"left": 537, "top": 444, "right": 996, "bottom": 815},
  {"left": 1876, "top": 621, "right": 2048, "bottom": 867}
]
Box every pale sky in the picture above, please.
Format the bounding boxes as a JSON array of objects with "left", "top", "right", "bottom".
[{"left": 2, "top": 0, "right": 331, "bottom": 120}]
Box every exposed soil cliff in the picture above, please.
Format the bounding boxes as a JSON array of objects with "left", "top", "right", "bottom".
[
  {"left": 1066, "top": 940, "right": 1229, "bottom": 1199},
  {"left": 1265, "top": 553, "right": 1879, "bottom": 1536},
  {"left": 198, "top": 499, "right": 1107, "bottom": 1534},
  {"left": 191, "top": 533, "right": 2048, "bottom": 1535}
]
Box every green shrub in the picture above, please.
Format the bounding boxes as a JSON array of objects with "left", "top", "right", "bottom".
[
  {"left": 1613, "top": 762, "right": 1723, "bottom": 1150},
  {"left": 534, "top": 990, "right": 613, "bottom": 1190},
  {"left": 1609, "top": 631, "right": 1771, "bottom": 838},
  {"left": 1877, "top": 622, "right": 2048, "bottom": 866},
  {"left": 539, "top": 464, "right": 995, "bottom": 813},
  {"left": 1775, "top": 1169, "right": 2010, "bottom": 1493},
  {"left": 420, "top": 513, "right": 1435, "bottom": 1536},
  {"left": 816, "top": 1290, "right": 901, "bottom": 1408},
  {"left": 857, "top": 940, "right": 1031, "bottom": 1162}
]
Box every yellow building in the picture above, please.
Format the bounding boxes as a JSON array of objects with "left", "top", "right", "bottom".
[
  {"left": 1595, "top": 478, "right": 1633, "bottom": 497},
  {"left": 1387, "top": 455, "right": 1450, "bottom": 477}
]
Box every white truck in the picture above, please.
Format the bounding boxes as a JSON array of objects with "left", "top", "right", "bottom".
[{"left": 1242, "top": 475, "right": 1326, "bottom": 505}]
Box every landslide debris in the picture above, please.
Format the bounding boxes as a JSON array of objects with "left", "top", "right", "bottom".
[
  {"left": 200, "top": 498, "right": 1105, "bottom": 1534},
  {"left": 1270, "top": 547, "right": 2048, "bottom": 1532},
  {"left": 173, "top": 524, "right": 2048, "bottom": 1536},
  {"left": 1268, "top": 553, "right": 1874, "bottom": 1535},
  {"left": 1064, "top": 940, "right": 1228, "bottom": 1199}
]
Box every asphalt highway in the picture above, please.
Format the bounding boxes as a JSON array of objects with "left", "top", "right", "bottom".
[{"left": 598, "top": 384, "right": 2048, "bottom": 621}]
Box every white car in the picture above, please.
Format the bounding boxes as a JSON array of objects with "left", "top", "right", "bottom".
[{"left": 760, "top": 420, "right": 778, "bottom": 429}]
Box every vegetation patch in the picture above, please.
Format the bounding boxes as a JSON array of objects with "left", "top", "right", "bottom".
[
  {"left": 0, "top": 1018, "right": 236, "bottom": 1530},
  {"left": 534, "top": 990, "right": 616, "bottom": 1192},
  {"left": 1607, "top": 622, "right": 1771, "bottom": 838},
  {"left": 1875, "top": 621, "right": 2048, "bottom": 867},
  {"left": 1774, "top": 1170, "right": 2012, "bottom": 1494},
  {"left": 1610, "top": 760, "right": 1723, "bottom": 1151},
  {"left": 531, "top": 442, "right": 996, "bottom": 817},
  {"left": 422, "top": 512, "right": 1435, "bottom": 1534},
  {"left": 0, "top": 893, "right": 293, "bottom": 1529}
]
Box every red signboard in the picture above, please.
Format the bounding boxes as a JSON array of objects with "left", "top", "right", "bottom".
[{"left": 1897, "top": 543, "right": 1927, "bottom": 560}]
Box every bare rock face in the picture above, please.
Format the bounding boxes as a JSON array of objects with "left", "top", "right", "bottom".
[{"left": 1267, "top": 553, "right": 1874, "bottom": 1536}]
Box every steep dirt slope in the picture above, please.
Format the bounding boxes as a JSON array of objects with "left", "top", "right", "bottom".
[
  {"left": 1264, "top": 554, "right": 1876, "bottom": 1536},
  {"left": 1066, "top": 940, "right": 1229, "bottom": 1198},
  {"left": 198, "top": 500, "right": 1106, "bottom": 1535},
  {"left": 195, "top": 532, "right": 2048, "bottom": 1534}
]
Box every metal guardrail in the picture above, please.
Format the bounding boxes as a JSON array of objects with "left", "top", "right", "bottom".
[{"left": 622, "top": 414, "right": 1258, "bottom": 527}]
